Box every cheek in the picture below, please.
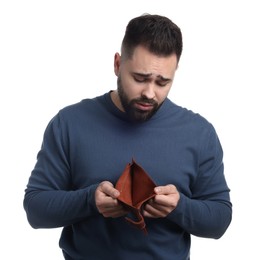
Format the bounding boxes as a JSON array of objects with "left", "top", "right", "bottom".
[
  {"left": 123, "top": 79, "right": 142, "bottom": 98},
  {"left": 156, "top": 87, "right": 171, "bottom": 103}
]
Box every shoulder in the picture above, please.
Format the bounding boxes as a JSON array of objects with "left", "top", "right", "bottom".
[
  {"left": 161, "top": 99, "right": 221, "bottom": 149},
  {"left": 43, "top": 94, "right": 108, "bottom": 132},
  {"left": 164, "top": 99, "right": 213, "bottom": 129},
  {"left": 57, "top": 94, "right": 107, "bottom": 119}
]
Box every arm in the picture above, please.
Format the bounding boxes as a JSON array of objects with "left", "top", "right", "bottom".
[
  {"left": 143, "top": 125, "right": 232, "bottom": 239},
  {"left": 24, "top": 185, "right": 98, "bottom": 228},
  {"left": 169, "top": 191, "right": 232, "bottom": 239},
  {"left": 23, "top": 113, "right": 98, "bottom": 228}
]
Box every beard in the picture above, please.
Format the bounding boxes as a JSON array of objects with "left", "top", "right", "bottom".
[{"left": 117, "top": 76, "right": 160, "bottom": 122}]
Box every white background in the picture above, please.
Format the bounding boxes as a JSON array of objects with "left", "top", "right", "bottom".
[{"left": 1, "top": 0, "right": 257, "bottom": 259}]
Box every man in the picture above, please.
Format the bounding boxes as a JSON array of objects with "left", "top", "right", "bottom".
[{"left": 23, "top": 14, "right": 232, "bottom": 259}]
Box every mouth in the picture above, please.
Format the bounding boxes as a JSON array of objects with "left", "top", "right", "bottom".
[{"left": 134, "top": 102, "right": 154, "bottom": 111}]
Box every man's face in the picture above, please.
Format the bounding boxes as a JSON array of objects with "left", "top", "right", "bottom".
[{"left": 114, "top": 45, "right": 178, "bottom": 122}]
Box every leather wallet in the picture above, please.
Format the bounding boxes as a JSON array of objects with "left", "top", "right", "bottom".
[{"left": 115, "top": 159, "right": 156, "bottom": 234}]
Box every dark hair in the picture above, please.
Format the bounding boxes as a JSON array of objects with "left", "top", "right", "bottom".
[{"left": 121, "top": 14, "right": 183, "bottom": 62}]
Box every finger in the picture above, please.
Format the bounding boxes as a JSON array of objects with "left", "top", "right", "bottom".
[
  {"left": 100, "top": 181, "right": 120, "bottom": 198},
  {"left": 142, "top": 203, "right": 167, "bottom": 218},
  {"left": 147, "top": 198, "right": 172, "bottom": 212},
  {"left": 100, "top": 201, "right": 129, "bottom": 218},
  {"left": 143, "top": 199, "right": 174, "bottom": 218},
  {"left": 154, "top": 184, "right": 177, "bottom": 195},
  {"left": 99, "top": 197, "right": 120, "bottom": 209},
  {"left": 103, "top": 205, "right": 129, "bottom": 218},
  {"left": 153, "top": 194, "right": 177, "bottom": 206}
]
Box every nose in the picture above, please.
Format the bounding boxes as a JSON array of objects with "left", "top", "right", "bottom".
[{"left": 141, "top": 83, "right": 155, "bottom": 100}]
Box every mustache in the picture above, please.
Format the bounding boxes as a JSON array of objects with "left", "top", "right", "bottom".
[{"left": 132, "top": 97, "right": 157, "bottom": 105}]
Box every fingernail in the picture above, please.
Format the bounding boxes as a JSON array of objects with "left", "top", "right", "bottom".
[{"left": 114, "top": 190, "right": 120, "bottom": 197}]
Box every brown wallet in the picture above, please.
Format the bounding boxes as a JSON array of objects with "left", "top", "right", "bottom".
[{"left": 115, "top": 159, "right": 156, "bottom": 234}]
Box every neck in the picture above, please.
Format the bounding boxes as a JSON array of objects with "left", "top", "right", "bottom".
[{"left": 110, "top": 90, "right": 125, "bottom": 112}]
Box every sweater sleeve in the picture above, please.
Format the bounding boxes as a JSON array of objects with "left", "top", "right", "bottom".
[
  {"left": 167, "top": 124, "right": 232, "bottom": 239},
  {"left": 23, "top": 113, "right": 99, "bottom": 229}
]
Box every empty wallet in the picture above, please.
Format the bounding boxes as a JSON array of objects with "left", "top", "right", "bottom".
[{"left": 115, "top": 159, "right": 156, "bottom": 234}]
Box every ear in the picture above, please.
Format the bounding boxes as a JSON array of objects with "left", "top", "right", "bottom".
[{"left": 114, "top": 52, "right": 121, "bottom": 76}]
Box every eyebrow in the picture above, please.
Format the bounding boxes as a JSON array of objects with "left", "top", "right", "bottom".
[{"left": 132, "top": 72, "right": 172, "bottom": 82}]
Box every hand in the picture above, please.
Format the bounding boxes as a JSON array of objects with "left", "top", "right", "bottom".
[
  {"left": 95, "top": 181, "right": 129, "bottom": 218},
  {"left": 143, "top": 184, "right": 180, "bottom": 218}
]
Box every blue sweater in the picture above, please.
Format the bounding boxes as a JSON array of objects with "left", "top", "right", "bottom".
[{"left": 24, "top": 92, "right": 232, "bottom": 260}]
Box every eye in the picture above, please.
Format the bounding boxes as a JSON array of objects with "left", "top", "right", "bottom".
[
  {"left": 156, "top": 80, "right": 169, "bottom": 87},
  {"left": 134, "top": 76, "right": 147, "bottom": 83}
]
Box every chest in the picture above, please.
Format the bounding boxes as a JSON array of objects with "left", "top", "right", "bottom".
[{"left": 68, "top": 122, "right": 200, "bottom": 196}]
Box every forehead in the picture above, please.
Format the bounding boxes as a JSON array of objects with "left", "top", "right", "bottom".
[{"left": 127, "top": 45, "right": 178, "bottom": 77}]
